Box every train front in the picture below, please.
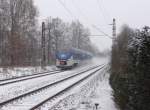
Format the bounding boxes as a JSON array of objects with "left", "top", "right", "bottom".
[{"left": 56, "top": 51, "right": 74, "bottom": 69}]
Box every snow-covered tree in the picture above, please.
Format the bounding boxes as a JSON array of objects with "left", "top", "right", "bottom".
[{"left": 110, "top": 25, "right": 150, "bottom": 110}]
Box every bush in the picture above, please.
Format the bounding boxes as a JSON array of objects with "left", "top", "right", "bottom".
[{"left": 110, "top": 26, "right": 150, "bottom": 110}]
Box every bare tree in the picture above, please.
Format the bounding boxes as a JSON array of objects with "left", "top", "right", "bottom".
[
  {"left": 0, "top": 0, "right": 38, "bottom": 66},
  {"left": 7, "top": 0, "right": 37, "bottom": 66}
]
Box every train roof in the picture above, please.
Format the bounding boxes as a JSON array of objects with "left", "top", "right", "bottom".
[
  {"left": 56, "top": 48, "right": 93, "bottom": 60},
  {"left": 56, "top": 48, "right": 93, "bottom": 56},
  {"left": 56, "top": 51, "right": 72, "bottom": 60}
]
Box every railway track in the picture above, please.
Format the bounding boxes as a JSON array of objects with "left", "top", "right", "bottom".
[
  {"left": 0, "top": 64, "right": 95, "bottom": 86},
  {"left": 0, "top": 70, "right": 62, "bottom": 86},
  {"left": 0, "top": 64, "right": 105, "bottom": 110},
  {"left": 0, "top": 64, "right": 101, "bottom": 103}
]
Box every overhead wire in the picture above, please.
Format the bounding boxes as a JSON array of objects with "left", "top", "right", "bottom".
[
  {"left": 96, "top": 0, "right": 114, "bottom": 38},
  {"left": 96, "top": 0, "right": 109, "bottom": 25},
  {"left": 71, "top": 0, "right": 93, "bottom": 26},
  {"left": 57, "top": 0, "right": 77, "bottom": 20},
  {"left": 96, "top": 0, "right": 112, "bottom": 22},
  {"left": 71, "top": 0, "right": 112, "bottom": 38},
  {"left": 57, "top": 0, "right": 112, "bottom": 38},
  {"left": 92, "top": 25, "right": 112, "bottom": 39}
]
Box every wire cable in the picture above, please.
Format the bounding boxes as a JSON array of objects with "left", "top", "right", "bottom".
[
  {"left": 96, "top": 0, "right": 109, "bottom": 25},
  {"left": 57, "top": 0, "right": 77, "bottom": 20},
  {"left": 58, "top": 0, "right": 112, "bottom": 39},
  {"left": 92, "top": 25, "right": 112, "bottom": 39},
  {"left": 71, "top": 0, "right": 112, "bottom": 38},
  {"left": 96, "top": 0, "right": 112, "bottom": 22}
]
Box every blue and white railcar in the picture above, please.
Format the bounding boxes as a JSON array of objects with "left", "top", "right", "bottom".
[
  {"left": 56, "top": 51, "right": 75, "bottom": 69},
  {"left": 56, "top": 48, "right": 92, "bottom": 69}
]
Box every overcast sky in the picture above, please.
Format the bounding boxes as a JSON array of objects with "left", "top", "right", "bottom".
[{"left": 34, "top": 0, "right": 150, "bottom": 51}]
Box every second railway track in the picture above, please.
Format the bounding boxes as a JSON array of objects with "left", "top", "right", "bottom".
[
  {"left": 0, "top": 64, "right": 106, "bottom": 110},
  {"left": 0, "top": 70, "right": 62, "bottom": 86}
]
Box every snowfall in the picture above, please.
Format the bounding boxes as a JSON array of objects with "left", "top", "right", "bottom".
[{"left": 0, "top": 57, "right": 118, "bottom": 110}]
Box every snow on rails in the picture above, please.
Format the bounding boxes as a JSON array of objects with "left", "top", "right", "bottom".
[{"left": 0, "top": 64, "right": 106, "bottom": 110}]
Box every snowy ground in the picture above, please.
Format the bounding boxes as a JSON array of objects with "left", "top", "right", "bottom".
[
  {"left": 0, "top": 57, "right": 112, "bottom": 110},
  {"left": 0, "top": 66, "right": 57, "bottom": 80},
  {"left": 0, "top": 57, "right": 108, "bottom": 80},
  {"left": 49, "top": 65, "right": 117, "bottom": 110},
  {"left": 0, "top": 63, "right": 101, "bottom": 103},
  {"left": 0, "top": 58, "right": 107, "bottom": 101},
  {"left": 0, "top": 66, "right": 104, "bottom": 110}
]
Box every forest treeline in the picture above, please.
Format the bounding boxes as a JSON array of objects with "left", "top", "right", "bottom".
[
  {"left": 110, "top": 25, "right": 150, "bottom": 110},
  {"left": 0, "top": 0, "right": 96, "bottom": 66}
]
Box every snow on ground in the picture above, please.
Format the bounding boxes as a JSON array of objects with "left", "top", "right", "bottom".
[
  {"left": 0, "top": 57, "right": 107, "bottom": 80},
  {"left": 0, "top": 64, "right": 97, "bottom": 103},
  {"left": 0, "top": 57, "right": 109, "bottom": 110},
  {"left": 0, "top": 66, "right": 57, "bottom": 80},
  {"left": 49, "top": 63, "right": 117, "bottom": 110},
  {"left": 88, "top": 72, "right": 117, "bottom": 110},
  {"left": 1, "top": 66, "right": 104, "bottom": 110},
  {"left": 0, "top": 58, "right": 107, "bottom": 105}
]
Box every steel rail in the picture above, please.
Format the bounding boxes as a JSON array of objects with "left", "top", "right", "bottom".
[
  {"left": 30, "top": 65, "right": 106, "bottom": 110},
  {"left": 0, "top": 70, "right": 62, "bottom": 86},
  {"left": 0, "top": 64, "right": 103, "bottom": 107}
]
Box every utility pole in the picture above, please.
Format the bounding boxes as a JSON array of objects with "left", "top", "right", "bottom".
[
  {"left": 112, "top": 18, "right": 116, "bottom": 41},
  {"left": 109, "top": 18, "right": 116, "bottom": 44},
  {"left": 0, "top": 9, "right": 2, "bottom": 66},
  {"left": 77, "top": 26, "right": 80, "bottom": 49},
  {"left": 41, "top": 22, "right": 46, "bottom": 67},
  {"left": 47, "top": 18, "right": 52, "bottom": 65},
  {"left": 112, "top": 18, "right": 116, "bottom": 38},
  {"left": 55, "top": 20, "right": 58, "bottom": 53}
]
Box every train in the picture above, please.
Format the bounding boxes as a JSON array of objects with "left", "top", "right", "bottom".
[{"left": 56, "top": 48, "right": 92, "bottom": 69}]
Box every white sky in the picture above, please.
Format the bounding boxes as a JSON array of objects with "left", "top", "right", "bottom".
[{"left": 34, "top": 0, "right": 150, "bottom": 51}]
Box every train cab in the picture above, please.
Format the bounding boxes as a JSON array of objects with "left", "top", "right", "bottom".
[{"left": 56, "top": 52, "right": 75, "bottom": 69}]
